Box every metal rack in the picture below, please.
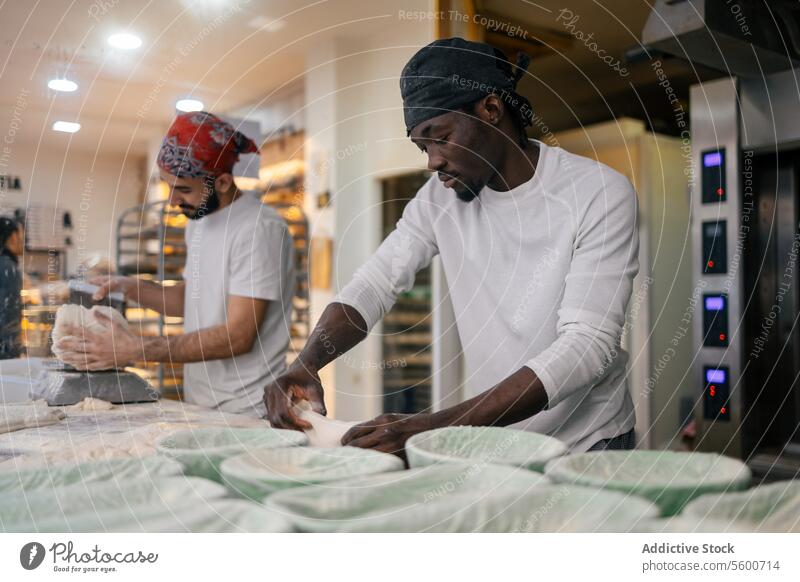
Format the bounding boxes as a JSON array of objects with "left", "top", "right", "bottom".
[
  {"left": 259, "top": 129, "right": 310, "bottom": 365},
  {"left": 263, "top": 195, "right": 310, "bottom": 363},
  {"left": 380, "top": 172, "right": 433, "bottom": 414},
  {"left": 116, "top": 200, "right": 186, "bottom": 399}
]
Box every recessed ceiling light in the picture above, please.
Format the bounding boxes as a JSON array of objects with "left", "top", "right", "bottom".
[
  {"left": 107, "top": 32, "right": 142, "bottom": 50},
  {"left": 48, "top": 78, "right": 78, "bottom": 92},
  {"left": 264, "top": 20, "right": 286, "bottom": 32},
  {"left": 52, "top": 121, "right": 81, "bottom": 133},
  {"left": 247, "top": 16, "right": 286, "bottom": 32},
  {"left": 175, "top": 98, "right": 204, "bottom": 112}
]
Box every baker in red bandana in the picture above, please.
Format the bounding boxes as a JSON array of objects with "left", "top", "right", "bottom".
[
  {"left": 156, "top": 111, "right": 259, "bottom": 218},
  {"left": 57, "top": 111, "right": 297, "bottom": 418}
]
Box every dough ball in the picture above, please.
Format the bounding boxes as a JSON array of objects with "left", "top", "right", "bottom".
[{"left": 51, "top": 304, "right": 130, "bottom": 363}]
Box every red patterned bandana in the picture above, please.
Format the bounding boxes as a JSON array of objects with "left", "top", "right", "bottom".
[{"left": 157, "top": 111, "right": 259, "bottom": 178}]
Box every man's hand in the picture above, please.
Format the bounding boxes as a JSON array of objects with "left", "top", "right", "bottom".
[
  {"left": 264, "top": 363, "right": 327, "bottom": 430},
  {"left": 262, "top": 302, "right": 369, "bottom": 430},
  {"left": 342, "top": 413, "right": 434, "bottom": 459},
  {"left": 54, "top": 311, "right": 141, "bottom": 371},
  {"left": 90, "top": 276, "right": 137, "bottom": 302}
]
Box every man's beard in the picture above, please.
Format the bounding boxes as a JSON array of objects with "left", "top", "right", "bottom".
[
  {"left": 454, "top": 179, "right": 483, "bottom": 203},
  {"left": 455, "top": 188, "right": 480, "bottom": 203},
  {"left": 182, "top": 177, "right": 221, "bottom": 219}
]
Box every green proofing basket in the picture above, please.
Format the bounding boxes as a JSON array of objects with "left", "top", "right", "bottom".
[
  {"left": 405, "top": 426, "right": 568, "bottom": 472},
  {"left": 544, "top": 450, "right": 751, "bottom": 516},
  {"left": 155, "top": 427, "right": 308, "bottom": 481},
  {"left": 265, "top": 463, "right": 550, "bottom": 532},
  {"left": 632, "top": 517, "right": 756, "bottom": 533},
  {"left": 7, "top": 496, "right": 292, "bottom": 533},
  {"left": 0, "top": 456, "right": 183, "bottom": 494},
  {"left": 338, "top": 484, "right": 658, "bottom": 533},
  {"left": 0, "top": 476, "right": 227, "bottom": 532},
  {"left": 220, "top": 446, "right": 404, "bottom": 500},
  {"left": 682, "top": 480, "right": 800, "bottom": 532}
]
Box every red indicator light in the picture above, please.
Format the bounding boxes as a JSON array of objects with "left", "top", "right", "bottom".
[
  {"left": 716, "top": 187, "right": 724, "bottom": 196},
  {"left": 707, "top": 260, "right": 715, "bottom": 268},
  {"left": 719, "top": 333, "right": 726, "bottom": 341},
  {"left": 710, "top": 386, "right": 716, "bottom": 396},
  {"left": 720, "top": 407, "right": 727, "bottom": 414}
]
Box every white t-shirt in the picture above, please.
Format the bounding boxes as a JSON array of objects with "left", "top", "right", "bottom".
[
  {"left": 336, "top": 141, "right": 639, "bottom": 451},
  {"left": 182, "top": 193, "right": 295, "bottom": 416}
]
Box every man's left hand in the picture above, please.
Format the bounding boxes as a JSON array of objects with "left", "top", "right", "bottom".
[
  {"left": 54, "top": 311, "right": 141, "bottom": 371},
  {"left": 341, "top": 413, "right": 435, "bottom": 459}
]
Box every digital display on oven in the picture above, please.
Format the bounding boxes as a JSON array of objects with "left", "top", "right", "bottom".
[{"left": 703, "top": 151, "right": 722, "bottom": 167}]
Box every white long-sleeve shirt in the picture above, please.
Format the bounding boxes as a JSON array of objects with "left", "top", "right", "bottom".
[{"left": 336, "top": 141, "right": 639, "bottom": 451}]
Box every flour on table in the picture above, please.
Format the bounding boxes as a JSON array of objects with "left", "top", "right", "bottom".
[
  {"left": 0, "top": 422, "right": 199, "bottom": 468},
  {"left": 0, "top": 400, "right": 65, "bottom": 435},
  {"left": 0, "top": 399, "right": 269, "bottom": 469},
  {"left": 67, "top": 397, "right": 114, "bottom": 412},
  {"left": 293, "top": 400, "right": 358, "bottom": 447}
]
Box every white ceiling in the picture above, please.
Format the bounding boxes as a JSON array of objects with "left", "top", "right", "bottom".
[
  {"left": 0, "top": 0, "right": 669, "bottom": 157},
  {"left": 0, "top": 0, "right": 405, "bottom": 155}
]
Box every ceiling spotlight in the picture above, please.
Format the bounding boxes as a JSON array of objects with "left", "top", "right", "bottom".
[
  {"left": 107, "top": 32, "right": 142, "bottom": 50},
  {"left": 263, "top": 20, "right": 286, "bottom": 32},
  {"left": 175, "top": 98, "right": 204, "bottom": 112},
  {"left": 52, "top": 121, "right": 81, "bottom": 133},
  {"left": 47, "top": 78, "right": 78, "bottom": 92},
  {"left": 247, "top": 16, "right": 286, "bottom": 33}
]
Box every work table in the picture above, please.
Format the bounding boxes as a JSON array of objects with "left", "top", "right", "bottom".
[{"left": 0, "top": 399, "right": 268, "bottom": 471}]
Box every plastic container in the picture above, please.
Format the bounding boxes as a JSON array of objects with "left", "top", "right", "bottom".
[
  {"left": 155, "top": 427, "right": 308, "bottom": 481},
  {"left": 682, "top": 480, "right": 800, "bottom": 532},
  {"left": 220, "top": 446, "right": 404, "bottom": 500},
  {"left": 266, "top": 463, "right": 550, "bottom": 532},
  {"left": 544, "top": 450, "right": 751, "bottom": 516},
  {"left": 0, "top": 456, "right": 183, "bottom": 493},
  {"left": 406, "top": 426, "right": 567, "bottom": 472}
]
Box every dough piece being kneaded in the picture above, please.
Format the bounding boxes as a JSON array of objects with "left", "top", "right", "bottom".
[
  {"left": 51, "top": 305, "right": 128, "bottom": 363},
  {"left": 293, "top": 400, "right": 358, "bottom": 447}
]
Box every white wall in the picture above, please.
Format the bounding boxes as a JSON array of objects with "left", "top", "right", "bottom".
[
  {"left": 231, "top": 81, "right": 306, "bottom": 138},
  {"left": 1, "top": 144, "right": 145, "bottom": 277},
  {"left": 303, "top": 10, "right": 434, "bottom": 421}
]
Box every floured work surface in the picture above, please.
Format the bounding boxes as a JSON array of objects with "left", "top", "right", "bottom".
[
  {"left": 0, "top": 400, "right": 65, "bottom": 435},
  {"left": 0, "top": 399, "right": 267, "bottom": 470}
]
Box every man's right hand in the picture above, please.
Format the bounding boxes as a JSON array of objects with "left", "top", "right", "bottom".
[
  {"left": 264, "top": 363, "right": 327, "bottom": 430},
  {"left": 90, "top": 276, "right": 137, "bottom": 302}
]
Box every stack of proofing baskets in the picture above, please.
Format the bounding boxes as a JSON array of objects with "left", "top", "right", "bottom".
[{"left": 4, "top": 423, "right": 795, "bottom": 532}]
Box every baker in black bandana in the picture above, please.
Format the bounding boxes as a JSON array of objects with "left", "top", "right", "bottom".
[
  {"left": 266, "top": 37, "right": 639, "bottom": 458},
  {"left": 400, "top": 37, "right": 535, "bottom": 201}
]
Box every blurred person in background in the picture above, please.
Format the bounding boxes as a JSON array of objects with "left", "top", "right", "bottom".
[{"left": 0, "top": 217, "right": 24, "bottom": 359}]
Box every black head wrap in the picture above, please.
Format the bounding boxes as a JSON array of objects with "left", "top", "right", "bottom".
[{"left": 400, "top": 37, "right": 532, "bottom": 135}]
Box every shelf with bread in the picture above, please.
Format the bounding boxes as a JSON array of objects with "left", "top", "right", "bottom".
[
  {"left": 249, "top": 129, "right": 310, "bottom": 366},
  {"left": 116, "top": 189, "right": 186, "bottom": 401}
]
